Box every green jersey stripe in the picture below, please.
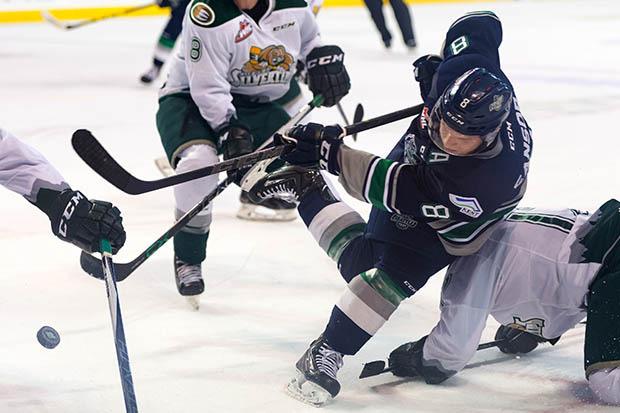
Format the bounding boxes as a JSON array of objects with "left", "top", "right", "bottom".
[
  {"left": 438, "top": 204, "right": 518, "bottom": 243},
  {"left": 506, "top": 213, "right": 574, "bottom": 233},
  {"left": 367, "top": 159, "right": 396, "bottom": 211}
]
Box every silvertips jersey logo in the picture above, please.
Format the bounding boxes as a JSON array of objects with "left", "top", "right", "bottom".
[{"left": 190, "top": 2, "right": 215, "bottom": 27}]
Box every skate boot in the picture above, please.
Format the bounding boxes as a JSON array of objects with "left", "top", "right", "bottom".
[
  {"left": 245, "top": 165, "right": 336, "bottom": 206},
  {"left": 174, "top": 255, "right": 204, "bottom": 310},
  {"left": 236, "top": 191, "right": 297, "bottom": 222},
  {"left": 405, "top": 38, "right": 418, "bottom": 53},
  {"left": 140, "top": 64, "right": 162, "bottom": 84},
  {"left": 287, "top": 334, "right": 344, "bottom": 407}
]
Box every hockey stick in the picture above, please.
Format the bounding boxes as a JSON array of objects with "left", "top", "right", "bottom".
[
  {"left": 78, "top": 98, "right": 320, "bottom": 281},
  {"left": 358, "top": 339, "right": 507, "bottom": 379},
  {"left": 100, "top": 240, "right": 139, "bottom": 412},
  {"left": 72, "top": 103, "right": 422, "bottom": 195},
  {"left": 41, "top": 2, "right": 157, "bottom": 31},
  {"left": 336, "top": 102, "right": 351, "bottom": 126},
  {"left": 352, "top": 103, "right": 364, "bottom": 141}
]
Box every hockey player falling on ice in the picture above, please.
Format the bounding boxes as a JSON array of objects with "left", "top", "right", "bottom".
[
  {"left": 140, "top": 0, "right": 191, "bottom": 84},
  {"left": 155, "top": 0, "right": 350, "bottom": 300},
  {"left": 0, "top": 128, "right": 126, "bottom": 255},
  {"left": 246, "top": 11, "right": 533, "bottom": 405},
  {"left": 386, "top": 200, "right": 620, "bottom": 406}
]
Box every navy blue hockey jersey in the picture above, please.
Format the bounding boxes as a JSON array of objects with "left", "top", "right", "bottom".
[{"left": 336, "top": 11, "right": 533, "bottom": 255}]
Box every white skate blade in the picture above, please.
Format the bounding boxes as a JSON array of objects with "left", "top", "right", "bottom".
[
  {"left": 285, "top": 371, "right": 333, "bottom": 408},
  {"left": 236, "top": 204, "right": 297, "bottom": 222},
  {"left": 185, "top": 295, "right": 200, "bottom": 311},
  {"left": 155, "top": 157, "right": 174, "bottom": 177}
]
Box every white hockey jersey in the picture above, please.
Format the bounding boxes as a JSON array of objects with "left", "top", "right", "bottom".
[
  {"left": 160, "top": 0, "right": 322, "bottom": 131},
  {"left": 423, "top": 207, "right": 601, "bottom": 376},
  {"left": 0, "top": 128, "right": 69, "bottom": 202}
]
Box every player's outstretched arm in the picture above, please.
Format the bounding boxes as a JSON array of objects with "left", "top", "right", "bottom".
[{"left": 0, "top": 128, "right": 126, "bottom": 254}]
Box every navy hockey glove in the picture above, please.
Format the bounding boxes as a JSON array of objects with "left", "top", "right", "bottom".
[
  {"left": 306, "top": 45, "right": 351, "bottom": 107},
  {"left": 37, "top": 188, "right": 126, "bottom": 254},
  {"left": 412, "top": 54, "right": 443, "bottom": 102},
  {"left": 388, "top": 336, "right": 450, "bottom": 384},
  {"left": 218, "top": 120, "right": 254, "bottom": 185},
  {"left": 495, "top": 325, "right": 546, "bottom": 354},
  {"left": 278, "top": 123, "right": 344, "bottom": 174}
]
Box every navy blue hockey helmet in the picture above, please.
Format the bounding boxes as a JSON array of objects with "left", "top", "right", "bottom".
[{"left": 428, "top": 67, "right": 513, "bottom": 152}]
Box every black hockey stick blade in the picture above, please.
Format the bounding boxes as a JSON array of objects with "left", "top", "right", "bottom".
[
  {"left": 359, "top": 361, "right": 389, "bottom": 379},
  {"left": 359, "top": 338, "right": 508, "bottom": 379},
  {"left": 71, "top": 129, "right": 145, "bottom": 194},
  {"left": 81, "top": 251, "right": 134, "bottom": 281},
  {"left": 352, "top": 103, "right": 364, "bottom": 141}
]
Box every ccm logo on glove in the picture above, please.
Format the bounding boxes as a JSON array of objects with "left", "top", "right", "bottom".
[
  {"left": 58, "top": 191, "right": 85, "bottom": 237},
  {"left": 307, "top": 53, "right": 344, "bottom": 69}
]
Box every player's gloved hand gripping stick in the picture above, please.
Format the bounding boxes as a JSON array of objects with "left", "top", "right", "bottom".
[{"left": 71, "top": 102, "right": 422, "bottom": 195}]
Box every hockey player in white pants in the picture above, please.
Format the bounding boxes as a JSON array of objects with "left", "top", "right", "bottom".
[
  {"left": 388, "top": 199, "right": 620, "bottom": 405},
  {"left": 0, "top": 128, "right": 126, "bottom": 255}
]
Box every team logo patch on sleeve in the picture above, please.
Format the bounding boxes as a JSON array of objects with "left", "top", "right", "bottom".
[
  {"left": 449, "top": 194, "right": 483, "bottom": 218},
  {"left": 190, "top": 2, "right": 215, "bottom": 27}
]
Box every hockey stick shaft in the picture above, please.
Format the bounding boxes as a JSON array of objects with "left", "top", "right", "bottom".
[
  {"left": 45, "top": 2, "right": 157, "bottom": 30},
  {"left": 336, "top": 102, "right": 351, "bottom": 126},
  {"left": 72, "top": 102, "right": 421, "bottom": 195},
  {"left": 359, "top": 338, "right": 507, "bottom": 379},
  {"left": 79, "top": 98, "right": 319, "bottom": 280},
  {"left": 100, "top": 240, "right": 138, "bottom": 412}
]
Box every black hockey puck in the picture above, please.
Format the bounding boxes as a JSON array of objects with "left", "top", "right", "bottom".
[{"left": 37, "top": 326, "right": 60, "bottom": 349}]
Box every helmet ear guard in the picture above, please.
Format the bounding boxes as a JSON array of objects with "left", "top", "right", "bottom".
[{"left": 428, "top": 67, "right": 513, "bottom": 153}]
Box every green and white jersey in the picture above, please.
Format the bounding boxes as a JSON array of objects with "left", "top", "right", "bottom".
[
  {"left": 160, "top": 0, "right": 321, "bottom": 131},
  {"left": 0, "top": 128, "right": 69, "bottom": 201},
  {"left": 422, "top": 207, "right": 601, "bottom": 377}
]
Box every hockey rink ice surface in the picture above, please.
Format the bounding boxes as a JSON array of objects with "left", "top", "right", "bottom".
[{"left": 1, "top": 0, "right": 620, "bottom": 411}]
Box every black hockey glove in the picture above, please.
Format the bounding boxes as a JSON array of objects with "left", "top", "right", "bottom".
[
  {"left": 495, "top": 325, "right": 546, "bottom": 354},
  {"left": 38, "top": 188, "right": 126, "bottom": 254},
  {"left": 306, "top": 45, "right": 351, "bottom": 107},
  {"left": 388, "top": 336, "right": 450, "bottom": 384},
  {"left": 278, "top": 122, "right": 344, "bottom": 174},
  {"left": 218, "top": 120, "right": 254, "bottom": 185},
  {"left": 412, "top": 54, "right": 443, "bottom": 102}
]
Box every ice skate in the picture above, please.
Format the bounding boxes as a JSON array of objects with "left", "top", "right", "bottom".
[
  {"left": 174, "top": 256, "right": 204, "bottom": 310},
  {"left": 236, "top": 191, "right": 297, "bottom": 222},
  {"left": 286, "top": 335, "right": 344, "bottom": 407},
  {"left": 244, "top": 165, "right": 335, "bottom": 206}
]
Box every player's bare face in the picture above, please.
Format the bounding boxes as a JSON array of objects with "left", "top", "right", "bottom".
[
  {"left": 234, "top": 0, "right": 259, "bottom": 10},
  {"left": 439, "top": 120, "right": 483, "bottom": 156}
]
